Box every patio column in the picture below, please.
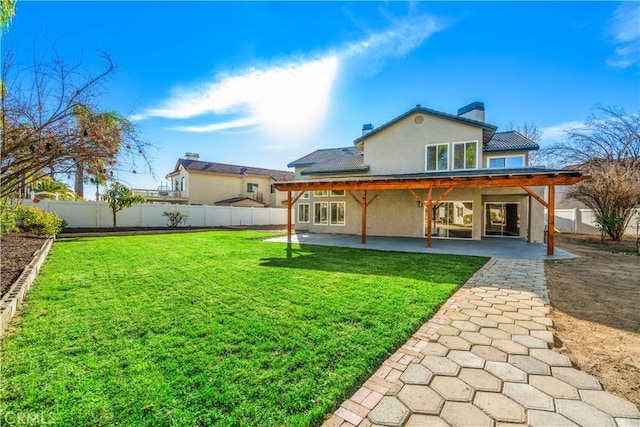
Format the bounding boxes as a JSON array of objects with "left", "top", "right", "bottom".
[
  {"left": 287, "top": 190, "right": 292, "bottom": 243},
  {"left": 426, "top": 187, "right": 433, "bottom": 248},
  {"left": 548, "top": 184, "right": 555, "bottom": 256},
  {"left": 361, "top": 190, "right": 367, "bottom": 244}
]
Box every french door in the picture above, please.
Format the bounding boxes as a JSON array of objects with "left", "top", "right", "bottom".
[{"left": 484, "top": 203, "right": 520, "bottom": 237}]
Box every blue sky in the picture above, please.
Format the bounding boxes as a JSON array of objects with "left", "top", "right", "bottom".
[{"left": 3, "top": 1, "right": 640, "bottom": 192}]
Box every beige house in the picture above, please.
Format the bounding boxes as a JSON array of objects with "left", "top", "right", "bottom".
[
  {"left": 275, "top": 102, "right": 585, "bottom": 254},
  {"left": 164, "top": 153, "right": 294, "bottom": 207}
]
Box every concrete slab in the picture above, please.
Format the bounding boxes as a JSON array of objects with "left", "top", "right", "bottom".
[{"left": 267, "top": 233, "right": 577, "bottom": 259}]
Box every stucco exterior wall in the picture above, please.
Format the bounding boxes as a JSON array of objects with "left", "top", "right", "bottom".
[
  {"left": 296, "top": 186, "right": 545, "bottom": 242},
  {"left": 363, "top": 113, "right": 484, "bottom": 175},
  {"left": 170, "top": 167, "right": 287, "bottom": 206}
]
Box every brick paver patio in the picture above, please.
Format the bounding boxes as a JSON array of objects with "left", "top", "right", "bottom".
[{"left": 324, "top": 258, "right": 640, "bottom": 427}]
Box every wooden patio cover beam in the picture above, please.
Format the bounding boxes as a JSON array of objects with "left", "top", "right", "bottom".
[
  {"left": 347, "top": 190, "right": 384, "bottom": 244},
  {"left": 407, "top": 187, "right": 454, "bottom": 248},
  {"left": 273, "top": 173, "right": 585, "bottom": 192}
]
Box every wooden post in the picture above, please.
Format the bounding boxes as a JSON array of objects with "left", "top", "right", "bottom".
[
  {"left": 548, "top": 184, "right": 555, "bottom": 256},
  {"left": 361, "top": 190, "right": 367, "bottom": 244},
  {"left": 287, "top": 190, "right": 292, "bottom": 243},
  {"left": 426, "top": 187, "right": 433, "bottom": 248}
]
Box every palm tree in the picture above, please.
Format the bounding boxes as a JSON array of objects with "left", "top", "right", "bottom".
[
  {"left": 33, "top": 177, "right": 77, "bottom": 200},
  {"left": 72, "top": 105, "right": 124, "bottom": 198}
]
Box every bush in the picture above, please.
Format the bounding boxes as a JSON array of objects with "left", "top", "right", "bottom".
[
  {"left": 15, "top": 205, "right": 67, "bottom": 236},
  {"left": 163, "top": 209, "right": 189, "bottom": 228},
  {"left": 0, "top": 208, "right": 18, "bottom": 234}
]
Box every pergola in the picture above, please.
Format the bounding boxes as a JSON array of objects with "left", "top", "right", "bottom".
[{"left": 273, "top": 170, "right": 586, "bottom": 256}]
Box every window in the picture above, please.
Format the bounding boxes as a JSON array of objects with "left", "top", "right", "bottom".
[
  {"left": 453, "top": 141, "right": 477, "bottom": 170},
  {"left": 330, "top": 201, "right": 345, "bottom": 225},
  {"left": 314, "top": 202, "right": 328, "bottom": 225},
  {"left": 247, "top": 183, "right": 259, "bottom": 192},
  {"left": 426, "top": 144, "right": 449, "bottom": 171},
  {"left": 313, "top": 190, "right": 328, "bottom": 197},
  {"left": 270, "top": 184, "right": 275, "bottom": 194},
  {"left": 298, "top": 203, "right": 310, "bottom": 223},
  {"left": 428, "top": 201, "right": 473, "bottom": 239},
  {"left": 330, "top": 190, "right": 345, "bottom": 197},
  {"left": 488, "top": 155, "right": 524, "bottom": 169},
  {"left": 300, "top": 191, "right": 310, "bottom": 199},
  {"left": 180, "top": 177, "right": 185, "bottom": 191}
]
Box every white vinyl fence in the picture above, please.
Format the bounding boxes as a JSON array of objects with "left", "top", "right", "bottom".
[
  {"left": 23, "top": 200, "right": 290, "bottom": 228},
  {"left": 551, "top": 208, "right": 639, "bottom": 236}
]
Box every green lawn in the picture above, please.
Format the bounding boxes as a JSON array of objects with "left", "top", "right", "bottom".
[{"left": 1, "top": 231, "right": 486, "bottom": 426}]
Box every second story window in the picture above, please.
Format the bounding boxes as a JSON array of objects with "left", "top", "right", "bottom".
[
  {"left": 247, "top": 183, "right": 259, "bottom": 192},
  {"left": 488, "top": 155, "right": 525, "bottom": 168},
  {"left": 453, "top": 141, "right": 477, "bottom": 170},
  {"left": 426, "top": 143, "right": 449, "bottom": 172}
]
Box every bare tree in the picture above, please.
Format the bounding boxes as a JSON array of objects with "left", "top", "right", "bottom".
[
  {"left": 1, "top": 49, "right": 153, "bottom": 200},
  {"left": 566, "top": 160, "right": 640, "bottom": 241},
  {"left": 542, "top": 105, "right": 640, "bottom": 167},
  {"left": 542, "top": 106, "right": 640, "bottom": 241}
]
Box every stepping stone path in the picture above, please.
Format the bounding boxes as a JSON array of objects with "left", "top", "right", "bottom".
[{"left": 324, "top": 258, "right": 640, "bottom": 427}]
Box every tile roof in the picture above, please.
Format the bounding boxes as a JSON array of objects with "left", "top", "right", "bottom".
[
  {"left": 214, "top": 196, "right": 267, "bottom": 206},
  {"left": 288, "top": 147, "right": 370, "bottom": 176},
  {"left": 353, "top": 105, "right": 498, "bottom": 146},
  {"left": 485, "top": 131, "right": 539, "bottom": 152},
  {"left": 168, "top": 159, "right": 294, "bottom": 181}
]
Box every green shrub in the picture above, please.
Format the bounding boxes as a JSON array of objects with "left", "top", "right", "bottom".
[
  {"left": 15, "top": 205, "right": 67, "bottom": 236},
  {"left": 162, "top": 209, "right": 189, "bottom": 227},
  {"left": 0, "top": 208, "right": 18, "bottom": 235}
]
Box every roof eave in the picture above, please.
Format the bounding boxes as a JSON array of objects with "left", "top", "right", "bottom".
[{"left": 353, "top": 106, "right": 498, "bottom": 145}]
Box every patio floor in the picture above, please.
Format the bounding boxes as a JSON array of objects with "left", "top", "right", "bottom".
[{"left": 267, "top": 233, "right": 576, "bottom": 260}]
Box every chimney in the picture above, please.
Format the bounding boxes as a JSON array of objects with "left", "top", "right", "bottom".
[
  {"left": 362, "top": 123, "right": 374, "bottom": 136},
  {"left": 184, "top": 152, "right": 199, "bottom": 160},
  {"left": 457, "top": 102, "right": 485, "bottom": 122}
]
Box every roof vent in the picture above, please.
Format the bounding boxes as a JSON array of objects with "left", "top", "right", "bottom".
[
  {"left": 362, "top": 123, "right": 374, "bottom": 136},
  {"left": 184, "top": 152, "right": 200, "bottom": 160},
  {"left": 457, "top": 102, "right": 485, "bottom": 122}
]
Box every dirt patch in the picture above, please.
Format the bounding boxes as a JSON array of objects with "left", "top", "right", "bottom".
[
  {"left": 547, "top": 234, "right": 640, "bottom": 407},
  {"left": 0, "top": 233, "right": 49, "bottom": 298}
]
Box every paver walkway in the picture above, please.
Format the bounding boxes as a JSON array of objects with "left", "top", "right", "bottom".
[{"left": 324, "top": 258, "right": 640, "bottom": 427}]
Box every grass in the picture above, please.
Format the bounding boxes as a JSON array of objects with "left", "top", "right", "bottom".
[{"left": 1, "top": 231, "right": 486, "bottom": 426}]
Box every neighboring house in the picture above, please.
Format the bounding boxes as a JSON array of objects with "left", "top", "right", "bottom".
[
  {"left": 274, "top": 102, "right": 585, "bottom": 254},
  {"left": 162, "top": 153, "right": 294, "bottom": 207}
]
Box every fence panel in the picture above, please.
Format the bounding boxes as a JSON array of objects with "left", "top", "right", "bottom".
[{"left": 22, "top": 200, "right": 290, "bottom": 228}]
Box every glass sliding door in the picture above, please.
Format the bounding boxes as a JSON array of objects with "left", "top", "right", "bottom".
[
  {"left": 427, "top": 201, "right": 473, "bottom": 238},
  {"left": 484, "top": 203, "right": 520, "bottom": 237}
]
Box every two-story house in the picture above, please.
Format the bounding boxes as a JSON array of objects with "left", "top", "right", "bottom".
[
  {"left": 163, "top": 153, "right": 294, "bottom": 207},
  {"left": 274, "top": 102, "right": 585, "bottom": 255}
]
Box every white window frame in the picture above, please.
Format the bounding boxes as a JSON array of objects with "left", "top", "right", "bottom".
[
  {"left": 313, "top": 202, "right": 328, "bottom": 225},
  {"left": 247, "top": 182, "right": 259, "bottom": 192},
  {"left": 425, "top": 143, "right": 450, "bottom": 172},
  {"left": 487, "top": 154, "right": 526, "bottom": 169},
  {"left": 313, "top": 190, "right": 328, "bottom": 197},
  {"left": 330, "top": 190, "right": 345, "bottom": 197},
  {"left": 452, "top": 140, "right": 479, "bottom": 171},
  {"left": 298, "top": 203, "right": 310, "bottom": 223},
  {"left": 329, "top": 201, "right": 346, "bottom": 226},
  {"left": 426, "top": 200, "right": 474, "bottom": 239}
]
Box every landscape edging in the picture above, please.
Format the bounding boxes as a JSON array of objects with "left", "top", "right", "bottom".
[{"left": 0, "top": 237, "right": 54, "bottom": 338}]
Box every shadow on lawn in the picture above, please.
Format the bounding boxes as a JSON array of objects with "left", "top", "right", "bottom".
[{"left": 258, "top": 242, "right": 487, "bottom": 283}]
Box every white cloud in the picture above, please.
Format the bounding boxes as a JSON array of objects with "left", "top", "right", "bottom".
[
  {"left": 134, "top": 11, "right": 443, "bottom": 137},
  {"left": 540, "top": 121, "right": 587, "bottom": 145},
  {"left": 606, "top": 2, "right": 640, "bottom": 68},
  {"left": 339, "top": 13, "right": 444, "bottom": 75},
  {"left": 169, "top": 117, "right": 261, "bottom": 133}
]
